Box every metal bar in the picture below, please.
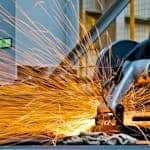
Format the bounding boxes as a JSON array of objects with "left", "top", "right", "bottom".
[
  {"left": 130, "top": 0, "right": 135, "bottom": 40},
  {"left": 54, "top": 0, "right": 130, "bottom": 71}
]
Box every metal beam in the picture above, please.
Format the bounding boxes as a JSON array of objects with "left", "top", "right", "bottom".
[{"left": 53, "top": 0, "right": 130, "bottom": 72}]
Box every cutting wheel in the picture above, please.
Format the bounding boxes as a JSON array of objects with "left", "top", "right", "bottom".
[{"left": 96, "top": 40, "right": 138, "bottom": 81}]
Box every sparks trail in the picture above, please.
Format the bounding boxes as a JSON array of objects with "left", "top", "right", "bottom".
[
  {"left": 0, "top": 0, "right": 105, "bottom": 144},
  {"left": 0, "top": 0, "right": 149, "bottom": 145},
  {"left": 0, "top": 79, "right": 100, "bottom": 145}
]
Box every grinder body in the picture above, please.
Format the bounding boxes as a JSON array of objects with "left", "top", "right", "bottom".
[{"left": 95, "top": 40, "right": 150, "bottom": 138}]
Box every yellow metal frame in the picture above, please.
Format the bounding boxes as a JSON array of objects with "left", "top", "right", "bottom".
[{"left": 130, "top": 0, "right": 135, "bottom": 40}]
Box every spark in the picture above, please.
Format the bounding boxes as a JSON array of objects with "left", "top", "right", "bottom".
[{"left": 0, "top": 0, "right": 149, "bottom": 146}]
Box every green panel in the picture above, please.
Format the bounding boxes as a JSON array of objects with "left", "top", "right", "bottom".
[{"left": 0, "top": 38, "right": 12, "bottom": 49}]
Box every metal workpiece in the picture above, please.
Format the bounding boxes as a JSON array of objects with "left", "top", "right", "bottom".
[{"left": 107, "top": 59, "right": 150, "bottom": 110}]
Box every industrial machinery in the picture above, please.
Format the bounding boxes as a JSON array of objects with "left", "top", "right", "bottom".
[
  {"left": 95, "top": 39, "right": 150, "bottom": 139},
  {"left": 0, "top": 0, "right": 149, "bottom": 149},
  {"left": 53, "top": 0, "right": 150, "bottom": 140}
]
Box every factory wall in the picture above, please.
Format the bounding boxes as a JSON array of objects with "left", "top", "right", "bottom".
[{"left": 0, "top": 0, "right": 16, "bottom": 84}]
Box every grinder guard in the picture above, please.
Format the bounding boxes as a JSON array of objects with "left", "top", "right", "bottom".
[{"left": 96, "top": 39, "right": 150, "bottom": 109}]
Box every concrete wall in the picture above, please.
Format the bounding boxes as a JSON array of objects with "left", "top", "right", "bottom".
[{"left": 0, "top": 0, "right": 16, "bottom": 84}]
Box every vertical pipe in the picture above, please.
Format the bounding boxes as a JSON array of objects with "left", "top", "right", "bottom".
[
  {"left": 130, "top": 0, "right": 135, "bottom": 40},
  {"left": 79, "top": 0, "right": 83, "bottom": 77}
]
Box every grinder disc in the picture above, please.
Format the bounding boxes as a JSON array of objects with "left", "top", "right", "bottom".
[{"left": 96, "top": 40, "right": 138, "bottom": 81}]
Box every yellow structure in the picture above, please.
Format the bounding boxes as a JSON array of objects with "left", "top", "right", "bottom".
[{"left": 130, "top": 0, "right": 135, "bottom": 40}]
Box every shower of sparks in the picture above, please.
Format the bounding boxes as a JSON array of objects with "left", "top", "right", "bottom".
[
  {"left": 0, "top": 0, "right": 149, "bottom": 145},
  {"left": 0, "top": 0, "right": 104, "bottom": 145},
  {"left": 0, "top": 77, "right": 102, "bottom": 145},
  {"left": 123, "top": 82, "right": 150, "bottom": 112}
]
